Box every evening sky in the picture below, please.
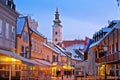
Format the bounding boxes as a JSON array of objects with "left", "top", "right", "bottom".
[{"left": 14, "top": 0, "right": 119, "bottom": 40}]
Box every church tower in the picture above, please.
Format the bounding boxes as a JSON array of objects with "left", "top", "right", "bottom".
[{"left": 52, "top": 8, "right": 62, "bottom": 44}]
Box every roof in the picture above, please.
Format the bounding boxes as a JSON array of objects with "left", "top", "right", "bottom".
[
  {"left": 17, "top": 17, "right": 26, "bottom": 34},
  {"left": 66, "top": 43, "right": 84, "bottom": 50},
  {"left": 44, "top": 43, "right": 59, "bottom": 54},
  {"left": 56, "top": 40, "right": 85, "bottom": 60},
  {"left": 93, "top": 20, "right": 120, "bottom": 37},
  {"left": 61, "top": 40, "right": 84, "bottom": 48},
  {"left": 54, "top": 44, "right": 67, "bottom": 56},
  {"left": 90, "top": 20, "right": 120, "bottom": 48},
  {"left": 66, "top": 44, "right": 84, "bottom": 60},
  {"left": 102, "top": 27, "right": 111, "bottom": 32},
  {"left": 29, "top": 26, "right": 46, "bottom": 39}
]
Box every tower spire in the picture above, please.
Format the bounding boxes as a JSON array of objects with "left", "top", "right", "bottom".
[
  {"left": 53, "top": 7, "right": 61, "bottom": 24},
  {"left": 52, "top": 7, "right": 62, "bottom": 44}
]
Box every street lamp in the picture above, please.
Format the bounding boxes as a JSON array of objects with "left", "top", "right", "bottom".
[{"left": 103, "top": 43, "right": 108, "bottom": 80}]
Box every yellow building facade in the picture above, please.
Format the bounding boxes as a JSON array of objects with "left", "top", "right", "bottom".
[{"left": 16, "top": 16, "right": 39, "bottom": 80}]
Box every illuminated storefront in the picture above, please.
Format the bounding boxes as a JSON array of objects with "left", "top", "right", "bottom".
[
  {"left": 0, "top": 50, "right": 39, "bottom": 80},
  {"left": 52, "top": 62, "right": 62, "bottom": 77}
]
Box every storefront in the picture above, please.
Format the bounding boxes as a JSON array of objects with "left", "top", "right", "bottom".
[
  {"left": 0, "top": 49, "right": 39, "bottom": 80},
  {"left": 35, "top": 59, "right": 52, "bottom": 80},
  {"left": 62, "top": 64, "right": 74, "bottom": 77},
  {"left": 51, "top": 62, "right": 63, "bottom": 78}
]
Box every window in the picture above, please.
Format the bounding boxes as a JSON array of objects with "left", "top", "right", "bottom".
[
  {"left": 38, "top": 42, "right": 42, "bottom": 53},
  {"left": 0, "top": 19, "right": 2, "bottom": 35},
  {"left": 55, "top": 38, "right": 57, "bottom": 42},
  {"left": 36, "top": 41, "right": 38, "bottom": 52},
  {"left": 55, "top": 31, "right": 58, "bottom": 35},
  {"left": 21, "top": 46, "right": 24, "bottom": 53},
  {"left": 112, "top": 44, "right": 114, "bottom": 53},
  {"left": 47, "top": 55, "right": 49, "bottom": 62},
  {"left": 31, "top": 38, "right": 34, "bottom": 51},
  {"left": 23, "top": 31, "right": 28, "bottom": 42},
  {"left": 34, "top": 40, "right": 36, "bottom": 51},
  {"left": 56, "top": 55, "right": 58, "bottom": 62},
  {"left": 11, "top": 26, "right": 15, "bottom": 40},
  {"left": 6, "top": 0, "right": 8, "bottom": 5},
  {"left": 52, "top": 55, "right": 56, "bottom": 62},
  {"left": 5, "top": 23, "right": 9, "bottom": 39},
  {"left": 116, "top": 42, "right": 118, "bottom": 52}
]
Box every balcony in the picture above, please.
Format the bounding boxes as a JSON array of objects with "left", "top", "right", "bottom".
[{"left": 96, "top": 51, "right": 120, "bottom": 63}]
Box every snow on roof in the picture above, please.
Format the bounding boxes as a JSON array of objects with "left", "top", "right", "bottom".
[
  {"left": 29, "top": 27, "right": 46, "bottom": 39},
  {"left": 66, "top": 43, "right": 84, "bottom": 51},
  {"left": 17, "top": 17, "right": 26, "bottom": 34},
  {"left": 65, "top": 44, "right": 84, "bottom": 60},
  {"left": 54, "top": 44, "right": 69, "bottom": 57},
  {"left": 112, "top": 20, "right": 120, "bottom": 23},
  {"left": 93, "top": 20, "right": 120, "bottom": 37},
  {"left": 54, "top": 46, "right": 66, "bottom": 56},
  {"left": 93, "top": 27, "right": 111, "bottom": 37},
  {"left": 90, "top": 20, "right": 120, "bottom": 48},
  {"left": 44, "top": 43, "right": 59, "bottom": 54},
  {"left": 102, "top": 27, "right": 111, "bottom": 32},
  {"left": 66, "top": 48, "right": 83, "bottom": 60}
]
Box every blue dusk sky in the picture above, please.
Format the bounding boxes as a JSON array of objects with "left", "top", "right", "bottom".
[{"left": 14, "top": 0, "right": 119, "bottom": 40}]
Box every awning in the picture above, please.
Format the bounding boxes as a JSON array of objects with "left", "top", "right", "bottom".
[
  {"left": 0, "top": 49, "right": 38, "bottom": 65},
  {"left": 35, "top": 59, "right": 51, "bottom": 67}
]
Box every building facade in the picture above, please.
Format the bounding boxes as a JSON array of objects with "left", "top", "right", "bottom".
[
  {"left": 0, "top": 0, "right": 19, "bottom": 79},
  {"left": 16, "top": 16, "right": 39, "bottom": 80},
  {"left": 90, "top": 20, "right": 120, "bottom": 77},
  {"left": 0, "top": 0, "right": 17, "bottom": 51}
]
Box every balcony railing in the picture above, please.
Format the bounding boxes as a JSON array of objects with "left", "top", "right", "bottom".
[{"left": 96, "top": 51, "right": 120, "bottom": 63}]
